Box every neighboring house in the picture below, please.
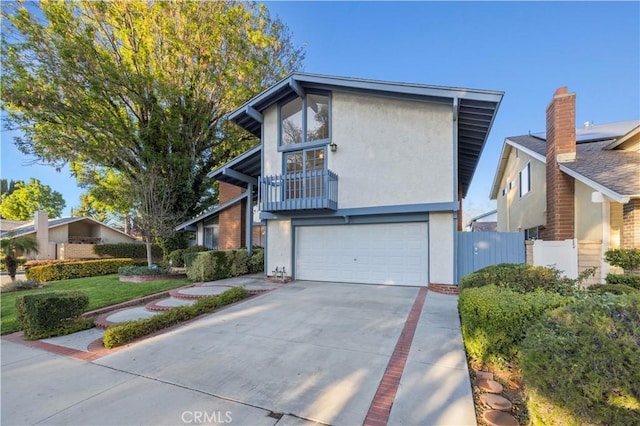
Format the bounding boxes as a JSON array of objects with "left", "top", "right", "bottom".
[
  {"left": 215, "top": 72, "right": 502, "bottom": 286},
  {"left": 175, "top": 171, "right": 265, "bottom": 250},
  {"left": 0, "top": 211, "right": 137, "bottom": 260},
  {"left": 466, "top": 210, "right": 498, "bottom": 232},
  {"left": 490, "top": 86, "right": 640, "bottom": 283}
]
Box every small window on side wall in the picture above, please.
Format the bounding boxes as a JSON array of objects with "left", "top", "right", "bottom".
[{"left": 519, "top": 162, "right": 531, "bottom": 197}]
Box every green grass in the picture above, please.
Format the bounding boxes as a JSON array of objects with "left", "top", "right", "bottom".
[{"left": 1, "top": 274, "right": 190, "bottom": 335}]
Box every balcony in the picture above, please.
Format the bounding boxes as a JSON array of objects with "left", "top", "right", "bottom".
[{"left": 259, "top": 169, "right": 338, "bottom": 212}]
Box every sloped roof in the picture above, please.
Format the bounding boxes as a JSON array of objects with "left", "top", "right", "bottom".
[
  {"left": 228, "top": 72, "right": 504, "bottom": 198},
  {"left": 490, "top": 120, "right": 640, "bottom": 202},
  {"left": 0, "top": 217, "right": 135, "bottom": 240}
]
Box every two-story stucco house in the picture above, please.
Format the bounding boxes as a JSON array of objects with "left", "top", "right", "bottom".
[
  {"left": 490, "top": 87, "right": 640, "bottom": 283},
  {"left": 211, "top": 73, "right": 502, "bottom": 286}
]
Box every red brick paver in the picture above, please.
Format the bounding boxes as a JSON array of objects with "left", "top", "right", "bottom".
[{"left": 363, "top": 287, "right": 428, "bottom": 426}]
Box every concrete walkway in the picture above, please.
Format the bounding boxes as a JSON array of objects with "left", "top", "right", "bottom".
[{"left": 1, "top": 281, "right": 475, "bottom": 426}]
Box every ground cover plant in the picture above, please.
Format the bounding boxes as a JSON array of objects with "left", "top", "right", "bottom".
[
  {"left": 1, "top": 274, "right": 190, "bottom": 334},
  {"left": 458, "top": 263, "right": 640, "bottom": 425},
  {"left": 103, "top": 286, "right": 248, "bottom": 348}
]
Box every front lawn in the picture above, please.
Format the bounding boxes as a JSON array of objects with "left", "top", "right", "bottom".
[{"left": 1, "top": 274, "right": 190, "bottom": 334}]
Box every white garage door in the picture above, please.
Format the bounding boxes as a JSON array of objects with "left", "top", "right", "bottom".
[{"left": 295, "top": 223, "right": 428, "bottom": 286}]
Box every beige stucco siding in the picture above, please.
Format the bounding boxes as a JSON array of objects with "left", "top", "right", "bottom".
[
  {"left": 496, "top": 147, "right": 546, "bottom": 232},
  {"left": 48, "top": 225, "right": 68, "bottom": 243},
  {"left": 611, "top": 202, "right": 623, "bottom": 249},
  {"left": 266, "top": 219, "right": 292, "bottom": 276},
  {"left": 429, "top": 212, "right": 454, "bottom": 284},
  {"left": 262, "top": 91, "right": 454, "bottom": 208},
  {"left": 97, "top": 226, "right": 135, "bottom": 244},
  {"left": 575, "top": 180, "right": 603, "bottom": 242},
  {"left": 331, "top": 92, "right": 453, "bottom": 207}
]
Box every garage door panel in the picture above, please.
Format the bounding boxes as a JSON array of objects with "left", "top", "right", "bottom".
[{"left": 296, "top": 223, "right": 428, "bottom": 286}]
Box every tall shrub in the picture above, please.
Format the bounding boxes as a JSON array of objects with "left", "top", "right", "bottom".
[{"left": 521, "top": 294, "right": 640, "bottom": 425}]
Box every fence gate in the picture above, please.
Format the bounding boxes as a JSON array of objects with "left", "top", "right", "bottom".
[{"left": 457, "top": 232, "right": 525, "bottom": 283}]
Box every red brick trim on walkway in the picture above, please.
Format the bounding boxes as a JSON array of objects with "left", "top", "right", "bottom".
[
  {"left": 428, "top": 283, "right": 459, "bottom": 295},
  {"left": 363, "top": 287, "right": 428, "bottom": 426}
]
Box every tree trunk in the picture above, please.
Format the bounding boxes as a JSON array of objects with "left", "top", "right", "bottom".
[
  {"left": 145, "top": 239, "right": 153, "bottom": 268},
  {"left": 5, "top": 255, "right": 17, "bottom": 281}
]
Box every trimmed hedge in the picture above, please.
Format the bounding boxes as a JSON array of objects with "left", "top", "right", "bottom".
[
  {"left": 16, "top": 291, "right": 89, "bottom": 339},
  {"left": 187, "top": 249, "right": 255, "bottom": 282},
  {"left": 249, "top": 249, "right": 264, "bottom": 273},
  {"left": 118, "top": 265, "right": 170, "bottom": 276},
  {"left": 604, "top": 248, "right": 640, "bottom": 271},
  {"left": 26, "top": 258, "right": 134, "bottom": 282},
  {"left": 521, "top": 294, "right": 640, "bottom": 425},
  {"left": 168, "top": 249, "right": 185, "bottom": 267},
  {"left": 103, "top": 287, "right": 248, "bottom": 348},
  {"left": 588, "top": 284, "right": 640, "bottom": 295},
  {"left": 458, "top": 285, "right": 571, "bottom": 364},
  {"left": 605, "top": 273, "right": 640, "bottom": 289},
  {"left": 459, "top": 263, "right": 589, "bottom": 295},
  {"left": 182, "top": 245, "right": 209, "bottom": 268},
  {"left": 94, "top": 243, "right": 162, "bottom": 259}
]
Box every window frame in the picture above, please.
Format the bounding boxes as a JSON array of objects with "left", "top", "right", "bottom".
[
  {"left": 519, "top": 162, "right": 531, "bottom": 197},
  {"left": 278, "top": 91, "right": 332, "bottom": 152}
]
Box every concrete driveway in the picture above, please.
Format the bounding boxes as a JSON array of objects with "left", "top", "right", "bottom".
[{"left": 1, "top": 281, "right": 475, "bottom": 426}]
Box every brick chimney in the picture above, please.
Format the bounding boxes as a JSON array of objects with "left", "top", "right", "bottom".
[{"left": 541, "top": 87, "right": 576, "bottom": 241}]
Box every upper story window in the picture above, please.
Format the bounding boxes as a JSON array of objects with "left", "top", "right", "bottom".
[
  {"left": 280, "top": 94, "right": 330, "bottom": 146},
  {"left": 519, "top": 162, "right": 531, "bottom": 197}
]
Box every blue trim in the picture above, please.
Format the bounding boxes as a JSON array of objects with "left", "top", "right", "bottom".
[
  {"left": 175, "top": 192, "right": 249, "bottom": 230},
  {"left": 289, "top": 77, "right": 305, "bottom": 98},
  {"left": 246, "top": 184, "right": 253, "bottom": 257},
  {"left": 278, "top": 139, "right": 330, "bottom": 153},
  {"left": 291, "top": 222, "right": 296, "bottom": 279},
  {"left": 246, "top": 106, "right": 263, "bottom": 123},
  {"left": 207, "top": 145, "right": 261, "bottom": 179},
  {"left": 222, "top": 168, "right": 258, "bottom": 186},
  {"left": 260, "top": 202, "right": 458, "bottom": 220},
  {"left": 292, "top": 213, "right": 428, "bottom": 227}
]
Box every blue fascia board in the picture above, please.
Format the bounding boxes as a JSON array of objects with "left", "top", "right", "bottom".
[
  {"left": 175, "top": 192, "right": 248, "bottom": 231},
  {"left": 260, "top": 202, "right": 458, "bottom": 220},
  {"left": 222, "top": 168, "right": 258, "bottom": 186},
  {"left": 228, "top": 72, "right": 504, "bottom": 133},
  {"left": 207, "top": 145, "right": 262, "bottom": 179}
]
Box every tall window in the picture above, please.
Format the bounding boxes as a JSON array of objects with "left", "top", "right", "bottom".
[
  {"left": 280, "top": 94, "right": 330, "bottom": 146},
  {"left": 519, "top": 162, "right": 531, "bottom": 197},
  {"left": 284, "top": 148, "right": 325, "bottom": 199},
  {"left": 203, "top": 217, "right": 219, "bottom": 249}
]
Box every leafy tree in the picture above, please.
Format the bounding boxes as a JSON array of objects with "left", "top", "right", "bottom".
[
  {"left": 71, "top": 193, "right": 111, "bottom": 224},
  {"left": 0, "top": 178, "right": 66, "bottom": 220},
  {"left": 0, "top": 179, "right": 22, "bottom": 196},
  {"left": 1, "top": 1, "right": 304, "bottom": 254},
  {"left": 1, "top": 233, "right": 38, "bottom": 280}
]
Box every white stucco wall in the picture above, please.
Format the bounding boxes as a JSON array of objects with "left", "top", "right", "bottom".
[
  {"left": 331, "top": 92, "right": 453, "bottom": 207},
  {"left": 429, "top": 212, "right": 454, "bottom": 284},
  {"left": 266, "top": 219, "right": 292, "bottom": 276},
  {"left": 262, "top": 91, "right": 454, "bottom": 208},
  {"left": 496, "top": 147, "right": 546, "bottom": 232},
  {"left": 48, "top": 225, "right": 69, "bottom": 243}
]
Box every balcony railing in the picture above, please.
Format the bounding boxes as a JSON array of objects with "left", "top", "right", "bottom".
[{"left": 259, "top": 169, "right": 338, "bottom": 212}]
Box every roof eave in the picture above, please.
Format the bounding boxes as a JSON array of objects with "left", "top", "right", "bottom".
[{"left": 558, "top": 164, "right": 630, "bottom": 203}]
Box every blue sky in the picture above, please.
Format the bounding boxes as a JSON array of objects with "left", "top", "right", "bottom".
[{"left": 1, "top": 1, "right": 639, "bottom": 220}]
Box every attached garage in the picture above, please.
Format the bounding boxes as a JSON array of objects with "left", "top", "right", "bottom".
[{"left": 295, "top": 222, "right": 428, "bottom": 286}]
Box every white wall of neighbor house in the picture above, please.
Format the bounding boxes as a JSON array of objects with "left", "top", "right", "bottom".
[
  {"left": 331, "top": 92, "right": 454, "bottom": 207},
  {"left": 428, "top": 212, "right": 454, "bottom": 284},
  {"left": 266, "top": 219, "right": 292, "bottom": 276},
  {"left": 496, "top": 148, "right": 546, "bottom": 232},
  {"left": 262, "top": 91, "right": 454, "bottom": 207},
  {"left": 575, "top": 181, "right": 603, "bottom": 242}
]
